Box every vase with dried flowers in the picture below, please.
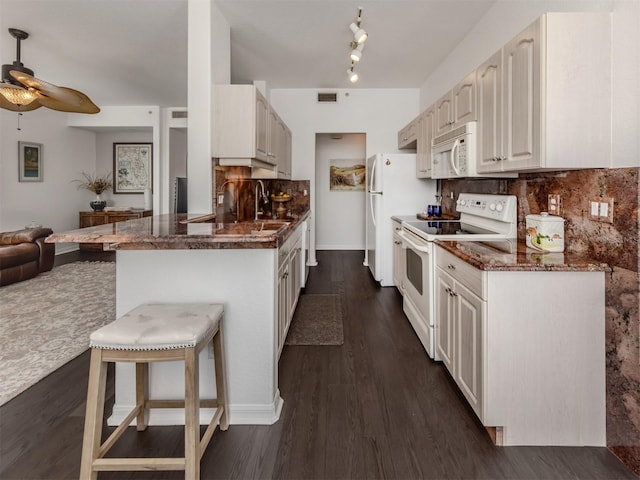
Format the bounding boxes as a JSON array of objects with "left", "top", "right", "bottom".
[{"left": 73, "top": 172, "right": 113, "bottom": 211}]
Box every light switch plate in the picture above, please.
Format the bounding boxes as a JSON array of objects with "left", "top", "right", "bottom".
[
  {"left": 600, "top": 197, "right": 614, "bottom": 223},
  {"left": 589, "top": 197, "right": 614, "bottom": 223}
]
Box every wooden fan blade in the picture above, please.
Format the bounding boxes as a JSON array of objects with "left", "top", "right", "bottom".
[
  {"left": 10, "top": 70, "right": 82, "bottom": 106},
  {"left": 36, "top": 86, "right": 100, "bottom": 114}
]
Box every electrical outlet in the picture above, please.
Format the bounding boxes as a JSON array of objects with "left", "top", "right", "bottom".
[{"left": 548, "top": 194, "right": 562, "bottom": 216}]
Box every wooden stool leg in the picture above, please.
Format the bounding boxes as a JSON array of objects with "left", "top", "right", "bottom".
[
  {"left": 184, "top": 346, "right": 200, "bottom": 480},
  {"left": 80, "top": 349, "right": 108, "bottom": 480},
  {"left": 135, "top": 362, "right": 149, "bottom": 431},
  {"left": 214, "top": 323, "right": 229, "bottom": 430}
]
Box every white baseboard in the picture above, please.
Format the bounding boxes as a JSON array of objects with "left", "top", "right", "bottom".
[{"left": 108, "top": 393, "right": 284, "bottom": 426}]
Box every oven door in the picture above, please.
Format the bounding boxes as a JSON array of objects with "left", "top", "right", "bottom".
[{"left": 399, "top": 229, "right": 436, "bottom": 358}]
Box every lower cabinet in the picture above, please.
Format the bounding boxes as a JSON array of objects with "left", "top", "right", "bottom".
[
  {"left": 434, "top": 245, "right": 606, "bottom": 446},
  {"left": 435, "top": 254, "right": 484, "bottom": 419},
  {"left": 277, "top": 225, "right": 303, "bottom": 357}
]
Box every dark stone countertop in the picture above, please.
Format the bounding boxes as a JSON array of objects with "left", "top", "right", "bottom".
[
  {"left": 436, "top": 239, "right": 611, "bottom": 272},
  {"left": 46, "top": 210, "right": 310, "bottom": 250}
]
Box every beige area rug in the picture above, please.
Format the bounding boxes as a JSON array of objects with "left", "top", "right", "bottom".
[
  {"left": 0, "top": 262, "right": 115, "bottom": 406},
  {"left": 285, "top": 294, "right": 344, "bottom": 346}
]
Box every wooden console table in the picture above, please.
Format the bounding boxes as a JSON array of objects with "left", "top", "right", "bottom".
[{"left": 79, "top": 209, "right": 152, "bottom": 251}]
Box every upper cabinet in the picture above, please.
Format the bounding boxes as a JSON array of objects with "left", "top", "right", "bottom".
[
  {"left": 476, "top": 50, "right": 503, "bottom": 172},
  {"left": 435, "top": 72, "right": 477, "bottom": 137},
  {"left": 403, "top": 12, "right": 611, "bottom": 178},
  {"left": 416, "top": 108, "right": 435, "bottom": 178},
  {"left": 478, "top": 13, "right": 611, "bottom": 173},
  {"left": 398, "top": 115, "right": 419, "bottom": 149},
  {"left": 213, "top": 85, "right": 292, "bottom": 179}
]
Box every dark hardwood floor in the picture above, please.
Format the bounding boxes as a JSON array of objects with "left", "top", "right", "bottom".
[{"left": 1, "top": 250, "right": 636, "bottom": 479}]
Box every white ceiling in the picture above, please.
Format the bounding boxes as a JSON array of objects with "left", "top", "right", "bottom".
[{"left": 0, "top": 0, "right": 496, "bottom": 108}]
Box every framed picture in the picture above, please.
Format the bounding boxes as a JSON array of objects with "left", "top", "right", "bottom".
[
  {"left": 329, "top": 159, "right": 365, "bottom": 191},
  {"left": 113, "top": 143, "right": 152, "bottom": 194},
  {"left": 18, "top": 141, "right": 43, "bottom": 182}
]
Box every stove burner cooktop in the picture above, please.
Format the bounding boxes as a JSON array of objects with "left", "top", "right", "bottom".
[{"left": 404, "top": 220, "right": 497, "bottom": 237}]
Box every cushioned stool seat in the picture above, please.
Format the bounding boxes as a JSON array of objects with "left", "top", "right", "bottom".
[{"left": 80, "top": 303, "right": 228, "bottom": 480}]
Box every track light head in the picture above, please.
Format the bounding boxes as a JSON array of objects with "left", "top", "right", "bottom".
[
  {"left": 347, "top": 66, "right": 359, "bottom": 83},
  {"left": 350, "top": 43, "right": 364, "bottom": 63},
  {"left": 349, "top": 22, "right": 368, "bottom": 44}
]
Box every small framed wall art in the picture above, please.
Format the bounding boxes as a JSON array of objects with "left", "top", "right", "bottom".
[
  {"left": 113, "top": 142, "right": 152, "bottom": 194},
  {"left": 18, "top": 141, "right": 43, "bottom": 182},
  {"left": 329, "top": 159, "right": 365, "bottom": 191}
]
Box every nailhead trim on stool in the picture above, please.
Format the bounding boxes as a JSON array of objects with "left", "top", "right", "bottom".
[{"left": 79, "top": 303, "right": 229, "bottom": 480}]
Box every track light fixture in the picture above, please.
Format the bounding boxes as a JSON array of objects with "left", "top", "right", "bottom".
[{"left": 346, "top": 7, "right": 367, "bottom": 83}]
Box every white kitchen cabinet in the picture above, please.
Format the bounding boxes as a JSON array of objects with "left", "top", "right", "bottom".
[
  {"left": 277, "top": 224, "right": 304, "bottom": 357},
  {"left": 434, "top": 72, "right": 477, "bottom": 137},
  {"left": 435, "top": 91, "right": 454, "bottom": 137},
  {"left": 416, "top": 108, "right": 435, "bottom": 178},
  {"left": 435, "top": 267, "right": 455, "bottom": 371},
  {"left": 478, "top": 13, "right": 611, "bottom": 173},
  {"left": 392, "top": 218, "right": 404, "bottom": 293},
  {"left": 452, "top": 71, "right": 477, "bottom": 128},
  {"left": 436, "top": 253, "right": 484, "bottom": 418},
  {"left": 214, "top": 85, "right": 292, "bottom": 178},
  {"left": 434, "top": 245, "right": 605, "bottom": 446},
  {"left": 398, "top": 115, "right": 419, "bottom": 150},
  {"left": 213, "top": 85, "right": 272, "bottom": 166},
  {"left": 477, "top": 50, "right": 503, "bottom": 172}
]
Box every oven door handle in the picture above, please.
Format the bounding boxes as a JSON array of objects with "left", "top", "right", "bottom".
[{"left": 398, "top": 230, "right": 431, "bottom": 253}]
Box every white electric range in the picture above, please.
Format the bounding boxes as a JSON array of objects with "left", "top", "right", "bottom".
[{"left": 397, "top": 193, "right": 518, "bottom": 359}]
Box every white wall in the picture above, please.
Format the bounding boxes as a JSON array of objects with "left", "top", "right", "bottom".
[
  {"left": 270, "top": 88, "right": 419, "bottom": 263},
  {"left": 315, "top": 133, "right": 366, "bottom": 250},
  {"left": 419, "top": 0, "right": 639, "bottom": 168},
  {"left": 0, "top": 108, "right": 96, "bottom": 252}
]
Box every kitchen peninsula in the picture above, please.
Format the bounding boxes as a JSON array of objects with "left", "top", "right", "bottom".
[{"left": 47, "top": 210, "right": 310, "bottom": 426}]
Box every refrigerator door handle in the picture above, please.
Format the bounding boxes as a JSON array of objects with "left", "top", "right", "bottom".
[{"left": 369, "top": 191, "right": 383, "bottom": 195}]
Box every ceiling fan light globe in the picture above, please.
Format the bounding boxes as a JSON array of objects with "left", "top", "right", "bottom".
[{"left": 0, "top": 83, "right": 37, "bottom": 106}]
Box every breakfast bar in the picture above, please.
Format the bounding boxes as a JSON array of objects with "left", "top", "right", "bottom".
[{"left": 47, "top": 211, "right": 310, "bottom": 426}]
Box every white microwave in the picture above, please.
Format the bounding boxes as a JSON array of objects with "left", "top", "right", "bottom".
[
  {"left": 431, "top": 121, "right": 477, "bottom": 179},
  {"left": 431, "top": 121, "right": 517, "bottom": 179}
]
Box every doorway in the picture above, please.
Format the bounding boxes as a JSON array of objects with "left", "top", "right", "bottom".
[{"left": 314, "top": 133, "right": 366, "bottom": 250}]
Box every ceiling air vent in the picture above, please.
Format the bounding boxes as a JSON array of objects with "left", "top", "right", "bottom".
[
  {"left": 172, "top": 110, "right": 187, "bottom": 119},
  {"left": 317, "top": 92, "right": 338, "bottom": 103}
]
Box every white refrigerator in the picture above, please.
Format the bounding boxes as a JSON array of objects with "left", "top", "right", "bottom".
[{"left": 365, "top": 153, "right": 436, "bottom": 286}]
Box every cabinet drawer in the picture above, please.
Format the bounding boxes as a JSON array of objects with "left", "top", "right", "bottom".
[{"left": 436, "top": 247, "right": 484, "bottom": 297}]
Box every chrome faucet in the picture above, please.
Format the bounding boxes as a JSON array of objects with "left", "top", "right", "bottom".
[{"left": 254, "top": 180, "right": 269, "bottom": 220}]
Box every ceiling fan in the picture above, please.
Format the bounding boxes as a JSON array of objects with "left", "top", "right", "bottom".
[{"left": 0, "top": 28, "right": 100, "bottom": 114}]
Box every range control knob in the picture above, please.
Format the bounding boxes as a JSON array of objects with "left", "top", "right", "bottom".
[
  {"left": 489, "top": 203, "right": 496, "bottom": 211},
  {"left": 496, "top": 203, "right": 504, "bottom": 212}
]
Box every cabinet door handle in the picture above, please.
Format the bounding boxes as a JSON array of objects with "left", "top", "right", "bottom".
[{"left": 447, "top": 264, "right": 456, "bottom": 270}]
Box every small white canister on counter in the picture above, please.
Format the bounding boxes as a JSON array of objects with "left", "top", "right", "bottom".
[{"left": 526, "top": 212, "right": 565, "bottom": 252}]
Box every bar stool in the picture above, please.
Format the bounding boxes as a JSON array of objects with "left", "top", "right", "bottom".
[{"left": 80, "top": 303, "right": 229, "bottom": 480}]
